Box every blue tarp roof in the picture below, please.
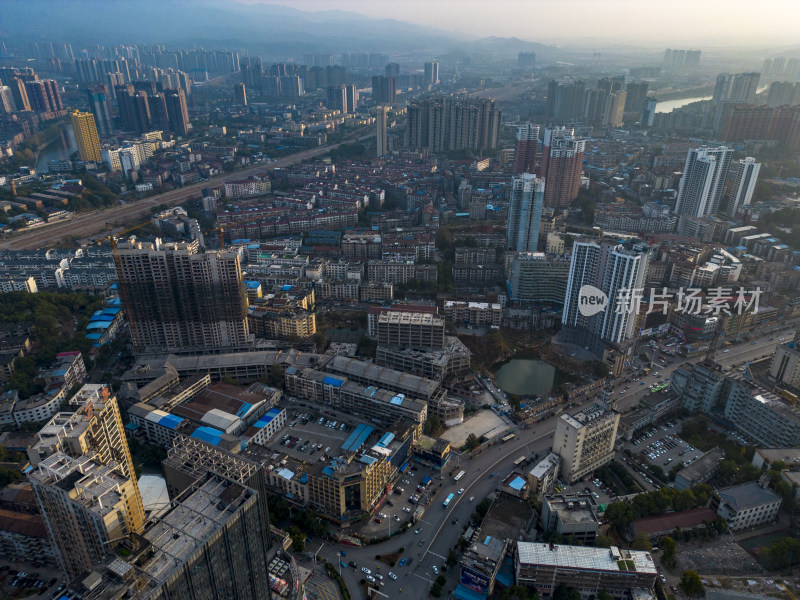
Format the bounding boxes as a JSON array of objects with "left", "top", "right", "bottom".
[
  {"left": 508, "top": 476, "right": 527, "bottom": 491},
  {"left": 85, "top": 333, "right": 103, "bottom": 340},
  {"left": 86, "top": 322, "right": 110, "bottom": 330},
  {"left": 191, "top": 426, "right": 225, "bottom": 446},
  {"left": 125, "top": 422, "right": 139, "bottom": 431},
  {"left": 421, "top": 476, "right": 432, "bottom": 485},
  {"left": 236, "top": 402, "right": 253, "bottom": 417},
  {"left": 245, "top": 280, "right": 261, "bottom": 288},
  {"left": 323, "top": 376, "right": 344, "bottom": 387}
]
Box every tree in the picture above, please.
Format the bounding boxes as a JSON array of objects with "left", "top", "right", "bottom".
[
  {"left": 289, "top": 526, "right": 306, "bottom": 552},
  {"left": 680, "top": 570, "right": 704, "bottom": 596},
  {"left": 604, "top": 502, "right": 633, "bottom": 534},
  {"left": 595, "top": 535, "right": 615, "bottom": 548},
  {"left": 509, "top": 394, "right": 522, "bottom": 412},
  {"left": 502, "top": 586, "right": 539, "bottom": 600},
  {"left": 661, "top": 536, "right": 677, "bottom": 567},
  {"left": 464, "top": 433, "right": 480, "bottom": 451},
  {"left": 631, "top": 532, "right": 652, "bottom": 551},
  {"left": 424, "top": 414, "right": 442, "bottom": 436},
  {"left": 553, "top": 583, "right": 580, "bottom": 600},
  {"left": 597, "top": 592, "right": 614, "bottom": 600}
]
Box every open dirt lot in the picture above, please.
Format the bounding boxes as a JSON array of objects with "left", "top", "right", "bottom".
[{"left": 440, "top": 410, "right": 509, "bottom": 447}]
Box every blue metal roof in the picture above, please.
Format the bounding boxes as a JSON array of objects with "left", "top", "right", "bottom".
[
  {"left": 191, "top": 426, "right": 225, "bottom": 446},
  {"left": 245, "top": 280, "right": 261, "bottom": 288},
  {"left": 159, "top": 414, "right": 184, "bottom": 430},
  {"left": 341, "top": 424, "right": 373, "bottom": 452},
  {"left": 86, "top": 322, "right": 110, "bottom": 330},
  {"left": 322, "top": 376, "right": 344, "bottom": 387},
  {"left": 236, "top": 402, "right": 253, "bottom": 417},
  {"left": 376, "top": 432, "right": 395, "bottom": 448},
  {"left": 85, "top": 333, "right": 103, "bottom": 340}
]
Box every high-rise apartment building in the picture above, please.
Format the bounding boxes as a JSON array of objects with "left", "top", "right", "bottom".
[
  {"left": 766, "top": 81, "right": 800, "bottom": 108},
  {"left": 7, "top": 77, "right": 30, "bottom": 111},
  {"left": 513, "top": 122, "right": 539, "bottom": 175},
  {"left": 371, "top": 75, "right": 396, "bottom": 105},
  {"left": 165, "top": 88, "right": 190, "bottom": 136},
  {"left": 562, "top": 240, "right": 650, "bottom": 348},
  {"left": 506, "top": 173, "right": 545, "bottom": 252},
  {"left": 235, "top": 81, "right": 247, "bottom": 106},
  {"left": 725, "top": 157, "right": 761, "bottom": 217},
  {"left": 407, "top": 97, "right": 502, "bottom": 153},
  {"left": 25, "top": 80, "right": 60, "bottom": 113},
  {"left": 546, "top": 79, "right": 587, "bottom": 120},
  {"left": 552, "top": 402, "right": 620, "bottom": 483},
  {"left": 424, "top": 61, "right": 439, "bottom": 86},
  {"left": 27, "top": 384, "right": 146, "bottom": 578},
  {"left": 64, "top": 470, "right": 274, "bottom": 600},
  {"left": 624, "top": 81, "right": 649, "bottom": 113},
  {"left": 327, "top": 84, "right": 347, "bottom": 113},
  {"left": 642, "top": 97, "right": 658, "bottom": 127},
  {"left": 376, "top": 105, "right": 389, "bottom": 156},
  {"left": 70, "top": 109, "right": 102, "bottom": 162},
  {"left": 713, "top": 72, "right": 761, "bottom": 104},
  {"left": 345, "top": 83, "right": 358, "bottom": 113},
  {"left": 539, "top": 126, "right": 585, "bottom": 208},
  {"left": 508, "top": 252, "right": 571, "bottom": 307},
  {"left": 675, "top": 146, "right": 733, "bottom": 228},
  {"left": 87, "top": 85, "right": 112, "bottom": 136},
  {"left": 115, "top": 240, "right": 250, "bottom": 352},
  {"left": 29, "top": 453, "right": 145, "bottom": 579}
]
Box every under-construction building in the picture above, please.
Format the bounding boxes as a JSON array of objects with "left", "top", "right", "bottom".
[{"left": 115, "top": 240, "right": 250, "bottom": 352}]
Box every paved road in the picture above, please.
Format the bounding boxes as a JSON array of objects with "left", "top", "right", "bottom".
[
  {"left": 0, "top": 131, "right": 372, "bottom": 251},
  {"left": 314, "top": 327, "right": 795, "bottom": 599}
]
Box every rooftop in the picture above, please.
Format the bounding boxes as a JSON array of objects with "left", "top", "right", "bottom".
[
  {"left": 137, "top": 474, "right": 254, "bottom": 586},
  {"left": 517, "top": 542, "right": 657, "bottom": 574},
  {"left": 717, "top": 481, "right": 781, "bottom": 511},
  {"left": 632, "top": 507, "right": 718, "bottom": 535},
  {"left": 675, "top": 447, "right": 725, "bottom": 483}
]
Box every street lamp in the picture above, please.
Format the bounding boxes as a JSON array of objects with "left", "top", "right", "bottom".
[{"left": 337, "top": 552, "right": 342, "bottom": 578}]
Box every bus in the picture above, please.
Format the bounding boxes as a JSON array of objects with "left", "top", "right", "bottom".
[
  {"left": 443, "top": 493, "right": 455, "bottom": 508},
  {"left": 454, "top": 470, "right": 466, "bottom": 482},
  {"left": 513, "top": 455, "right": 526, "bottom": 467},
  {"left": 501, "top": 433, "right": 516, "bottom": 443}
]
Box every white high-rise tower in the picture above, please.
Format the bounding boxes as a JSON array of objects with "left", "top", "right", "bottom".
[
  {"left": 506, "top": 173, "right": 545, "bottom": 252},
  {"left": 726, "top": 157, "right": 761, "bottom": 217}
]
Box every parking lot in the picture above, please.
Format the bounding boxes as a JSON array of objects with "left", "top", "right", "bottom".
[
  {"left": 266, "top": 407, "right": 356, "bottom": 463},
  {"left": 622, "top": 418, "right": 704, "bottom": 484}
]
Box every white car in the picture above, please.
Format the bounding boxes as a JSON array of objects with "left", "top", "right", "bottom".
[
  {"left": 374, "top": 574, "right": 383, "bottom": 581},
  {"left": 414, "top": 528, "right": 422, "bottom": 534},
  {"left": 389, "top": 572, "right": 398, "bottom": 580},
  {"left": 432, "top": 566, "right": 439, "bottom": 574},
  {"left": 403, "top": 506, "right": 411, "bottom": 513},
  {"left": 458, "top": 488, "right": 465, "bottom": 494},
  {"left": 367, "top": 575, "right": 376, "bottom": 583},
  {"left": 362, "top": 567, "right": 371, "bottom": 575},
  {"left": 379, "top": 512, "right": 387, "bottom": 518},
  {"left": 469, "top": 496, "right": 475, "bottom": 502}
]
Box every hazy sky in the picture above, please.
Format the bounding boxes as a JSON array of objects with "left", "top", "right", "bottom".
[{"left": 238, "top": 0, "right": 800, "bottom": 46}]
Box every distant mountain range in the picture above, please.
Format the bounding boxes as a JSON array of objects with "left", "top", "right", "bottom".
[{"left": 3, "top": 0, "right": 558, "bottom": 59}]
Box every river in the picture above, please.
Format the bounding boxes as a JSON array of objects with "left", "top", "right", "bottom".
[
  {"left": 655, "top": 96, "right": 712, "bottom": 113},
  {"left": 35, "top": 124, "right": 77, "bottom": 173}
]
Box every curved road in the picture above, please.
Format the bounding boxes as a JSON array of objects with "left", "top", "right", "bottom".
[{"left": 313, "top": 327, "right": 795, "bottom": 599}]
